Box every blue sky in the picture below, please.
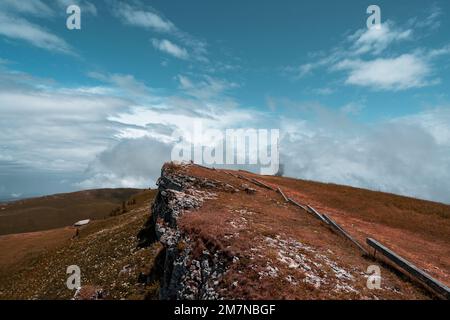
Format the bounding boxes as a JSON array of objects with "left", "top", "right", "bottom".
[{"left": 0, "top": 0, "right": 449, "bottom": 203}]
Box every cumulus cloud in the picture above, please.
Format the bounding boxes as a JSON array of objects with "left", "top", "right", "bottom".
[
  {"left": 0, "top": 71, "right": 132, "bottom": 172},
  {"left": 81, "top": 98, "right": 450, "bottom": 204},
  {"left": 89, "top": 87, "right": 450, "bottom": 203},
  {"left": 77, "top": 137, "right": 173, "bottom": 188},
  {"left": 280, "top": 105, "right": 450, "bottom": 203},
  {"left": 2, "top": 63, "right": 450, "bottom": 203},
  {"left": 151, "top": 38, "right": 189, "bottom": 60},
  {"left": 0, "top": 62, "right": 256, "bottom": 194},
  {"left": 333, "top": 54, "right": 432, "bottom": 90}
]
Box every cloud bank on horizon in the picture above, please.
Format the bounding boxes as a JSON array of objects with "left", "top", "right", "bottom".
[{"left": 0, "top": 0, "right": 449, "bottom": 203}]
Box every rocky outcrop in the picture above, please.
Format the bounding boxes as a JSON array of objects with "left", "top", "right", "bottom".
[{"left": 137, "top": 163, "right": 233, "bottom": 300}]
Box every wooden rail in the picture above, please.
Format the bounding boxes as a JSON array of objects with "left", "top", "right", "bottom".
[
  {"left": 306, "top": 205, "right": 329, "bottom": 224},
  {"left": 236, "top": 174, "right": 251, "bottom": 183},
  {"left": 235, "top": 174, "right": 275, "bottom": 191},
  {"left": 322, "top": 214, "right": 368, "bottom": 255},
  {"left": 288, "top": 198, "right": 308, "bottom": 211},
  {"left": 277, "top": 187, "right": 289, "bottom": 202},
  {"left": 208, "top": 166, "right": 449, "bottom": 299},
  {"left": 367, "top": 238, "right": 450, "bottom": 300},
  {"left": 251, "top": 178, "right": 276, "bottom": 191}
]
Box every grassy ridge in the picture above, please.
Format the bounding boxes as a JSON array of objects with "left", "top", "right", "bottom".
[{"left": 0, "top": 188, "right": 144, "bottom": 235}]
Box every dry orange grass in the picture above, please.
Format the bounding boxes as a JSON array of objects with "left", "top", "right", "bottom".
[
  {"left": 173, "top": 165, "right": 437, "bottom": 299},
  {"left": 236, "top": 171, "right": 450, "bottom": 287}
]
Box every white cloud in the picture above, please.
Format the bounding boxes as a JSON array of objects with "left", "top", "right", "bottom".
[
  {"left": 312, "top": 87, "right": 335, "bottom": 96},
  {"left": 111, "top": 1, "right": 208, "bottom": 62},
  {"left": 427, "top": 44, "right": 450, "bottom": 58},
  {"left": 0, "top": 0, "right": 54, "bottom": 17},
  {"left": 105, "top": 100, "right": 450, "bottom": 203},
  {"left": 0, "top": 12, "right": 73, "bottom": 54},
  {"left": 288, "top": 9, "right": 449, "bottom": 91},
  {"left": 334, "top": 54, "right": 432, "bottom": 90},
  {"left": 177, "top": 74, "right": 239, "bottom": 100},
  {"left": 348, "top": 22, "right": 412, "bottom": 55},
  {"left": 151, "top": 38, "right": 189, "bottom": 60},
  {"left": 77, "top": 137, "right": 173, "bottom": 189},
  {"left": 55, "top": 0, "right": 97, "bottom": 16},
  {"left": 279, "top": 104, "right": 450, "bottom": 203},
  {"left": 286, "top": 21, "right": 413, "bottom": 79},
  {"left": 340, "top": 101, "right": 365, "bottom": 115},
  {"left": 113, "top": 2, "right": 175, "bottom": 33},
  {"left": 88, "top": 72, "right": 154, "bottom": 98},
  {"left": 0, "top": 71, "right": 131, "bottom": 172},
  {"left": 2, "top": 63, "right": 449, "bottom": 203},
  {"left": 0, "top": 0, "right": 97, "bottom": 17},
  {"left": 0, "top": 64, "right": 254, "bottom": 193},
  {"left": 411, "top": 4, "right": 442, "bottom": 31}
]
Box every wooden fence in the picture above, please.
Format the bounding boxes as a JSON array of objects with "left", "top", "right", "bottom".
[
  {"left": 217, "top": 168, "right": 449, "bottom": 299},
  {"left": 367, "top": 238, "right": 450, "bottom": 300}
]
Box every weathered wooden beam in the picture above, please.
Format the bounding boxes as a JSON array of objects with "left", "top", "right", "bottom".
[
  {"left": 288, "top": 198, "right": 308, "bottom": 211},
  {"left": 236, "top": 174, "right": 274, "bottom": 191},
  {"left": 228, "top": 172, "right": 239, "bottom": 178},
  {"left": 237, "top": 174, "right": 253, "bottom": 183},
  {"left": 322, "top": 214, "right": 368, "bottom": 255},
  {"left": 277, "top": 187, "right": 289, "bottom": 202},
  {"left": 251, "top": 178, "right": 276, "bottom": 191},
  {"left": 367, "top": 238, "right": 450, "bottom": 300},
  {"left": 306, "top": 205, "right": 329, "bottom": 224}
]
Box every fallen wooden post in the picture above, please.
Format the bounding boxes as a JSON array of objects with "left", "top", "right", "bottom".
[
  {"left": 277, "top": 187, "right": 289, "bottom": 202},
  {"left": 236, "top": 174, "right": 273, "bottom": 191},
  {"left": 251, "top": 178, "right": 276, "bottom": 191},
  {"left": 367, "top": 238, "right": 450, "bottom": 300},
  {"left": 306, "top": 205, "right": 329, "bottom": 224},
  {"left": 288, "top": 198, "right": 308, "bottom": 211},
  {"left": 237, "top": 174, "right": 253, "bottom": 183},
  {"left": 321, "top": 214, "right": 368, "bottom": 255}
]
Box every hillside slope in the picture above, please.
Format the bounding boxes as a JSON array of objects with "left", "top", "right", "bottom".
[
  {"left": 1, "top": 163, "right": 448, "bottom": 300},
  {"left": 0, "top": 190, "right": 159, "bottom": 300},
  {"left": 0, "top": 188, "right": 143, "bottom": 235},
  {"left": 137, "top": 163, "right": 448, "bottom": 299}
]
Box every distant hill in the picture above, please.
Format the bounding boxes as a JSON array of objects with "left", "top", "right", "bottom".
[
  {"left": 0, "top": 188, "right": 144, "bottom": 235},
  {"left": 0, "top": 189, "right": 158, "bottom": 300}
]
